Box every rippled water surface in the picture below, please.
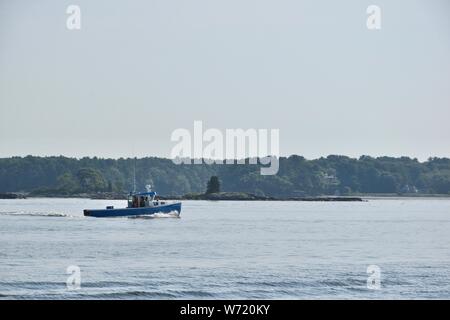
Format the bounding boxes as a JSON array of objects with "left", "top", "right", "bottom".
[{"left": 0, "top": 198, "right": 449, "bottom": 299}]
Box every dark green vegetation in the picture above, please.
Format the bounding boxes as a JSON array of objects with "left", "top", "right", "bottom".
[
  {"left": 206, "top": 176, "right": 221, "bottom": 194},
  {"left": 0, "top": 155, "right": 450, "bottom": 197}
]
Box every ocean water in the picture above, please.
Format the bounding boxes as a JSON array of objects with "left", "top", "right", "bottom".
[{"left": 0, "top": 198, "right": 449, "bottom": 299}]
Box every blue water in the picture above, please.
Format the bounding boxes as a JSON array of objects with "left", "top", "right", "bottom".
[{"left": 0, "top": 198, "right": 449, "bottom": 299}]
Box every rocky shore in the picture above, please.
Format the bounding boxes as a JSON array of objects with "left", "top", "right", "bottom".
[
  {"left": 168, "top": 192, "right": 364, "bottom": 202},
  {"left": 0, "top": 193, "right": 27, "bottom": 199},
  {"left": 3, "top": 191, "right": 364, "bottom": 201}
]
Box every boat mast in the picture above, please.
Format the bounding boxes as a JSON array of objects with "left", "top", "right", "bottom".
[{"left": 133, "top": 157, "right": 136, "bottom": 193}]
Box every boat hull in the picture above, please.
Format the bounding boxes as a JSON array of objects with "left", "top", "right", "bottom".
[{"left": 84, "top": 202, "right": 181, "bottom": 218}]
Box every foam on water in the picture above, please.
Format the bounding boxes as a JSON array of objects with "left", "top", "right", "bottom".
[
  {"left": 0, "top": 211, "right": 76, "bottom": 218},
  {"left": 128, "top": 211, "right": 181, "bottom": 219}
]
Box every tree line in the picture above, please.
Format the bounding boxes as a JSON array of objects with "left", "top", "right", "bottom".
[{"left": 0, "top": 155, "right": 449, "bottom": 196}]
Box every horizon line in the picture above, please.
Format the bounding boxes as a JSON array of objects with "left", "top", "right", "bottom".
[{"left": 1, "top": 154, "right": 449, "bottom": 163}]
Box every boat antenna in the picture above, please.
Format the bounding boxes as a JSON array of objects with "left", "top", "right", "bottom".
[{"left": 133, "top": 156, "right": 137, "bottom": 193}]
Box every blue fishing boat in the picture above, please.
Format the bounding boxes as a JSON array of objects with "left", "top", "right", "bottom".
[{"left": 84, "top": 189, "right": 181, "bottom": 218}]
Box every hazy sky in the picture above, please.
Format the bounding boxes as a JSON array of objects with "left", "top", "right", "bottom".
[{"left": 1, "top": 0, "right": 449, "bottom": 160}]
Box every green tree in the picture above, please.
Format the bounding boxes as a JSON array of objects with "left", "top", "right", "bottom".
[
  {"left": 57, "top": 173, "right": 79, "bottom": 193},
  {"left": 76, "top": 168, "right": 107, "bottom": 192},
  {"left": 107, "top": 180, "right": 113, "bottom": 192},
  {"left": 206, "top": 176, "right": 220, "bottom": 194}
]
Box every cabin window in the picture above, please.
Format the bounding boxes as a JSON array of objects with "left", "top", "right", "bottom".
[{"left": 132, "top": 196, "right": 139, "bottom": 208}]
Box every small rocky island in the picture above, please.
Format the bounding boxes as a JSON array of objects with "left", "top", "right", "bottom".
[
  {"left": 178, "top": 192, "right": 364, "bottom": 201},
  {"left": 172, "top": 177, "right": 364, "bottom": 201}
]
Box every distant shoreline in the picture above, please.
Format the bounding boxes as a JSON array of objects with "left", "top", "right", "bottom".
[
  {"left": 2, "top": 192, "right": 450, "bottom": 201},
  {"left": 2, "top": 156, "right": 450, "bottom": 199}
]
